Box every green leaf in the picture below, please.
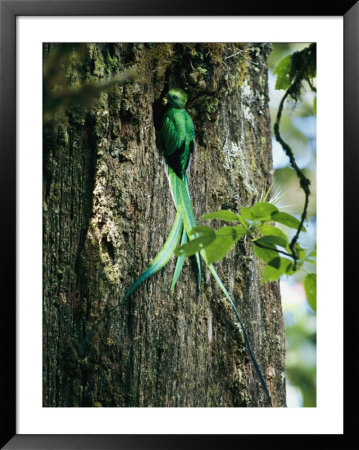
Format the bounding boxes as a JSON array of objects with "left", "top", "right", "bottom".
[
  {"left": 188, "top": 225, "right": 214, "bottom": 236},
  {"left": 271, "top": 211, "right": 306, "bottom": 232},
  {"left": 200, "top": 210, "right": 241, "bottom": 222},
  {"left": 313, "top": 95, "right": 317, "bottom": 116},
  {"left": 273, "top": 54, "right": 293, "bottom": 90},
  {"left": 232, "top": 225, "right": 247, "bottom": 240},
  {"left": 259, "top": 224, "right": 289, "bottom": 244},
  {"left": 255, "top": 235, "right": 288, "bottom": 249},
  {"left": 261, "top": 257, "right": 293, "bottom": 283},
  {"left": 304, "top": 273, "right": 316, "bottom": 312},
  {"left": 261, "top": 265, "right": 281, "bottom": 283},
  {"left": 253, "top": 242, "right": 278, "bottom": 263},
  {"left": 268, "top": 257, "right": 281, "bottom": 269},
  {"left": 294, "top": 243, "right": 306, "bottom": 261},
  {"left": 238, "top": 215, "right": 250, "bottom": 229},
  {"left": 251, "top": 202, "right": 278, "bottom": 220},
  {"left": 240, "top": 207, "right": 252, "bottom": 220},
  {"left": 285, "top": 261, "right": 294, "bottom": 274},
  {"left": 204, "top": 225, "right": 246, "bottom": 264},
  {"left": 174, "top": 228, "right": 215, "bottom": 257}
]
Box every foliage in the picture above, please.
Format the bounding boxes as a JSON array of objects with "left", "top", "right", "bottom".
[
  {"left": 175, "top": 44, "right": 317, "bottom": 406},
  {"left": 175, "top": 201, "right": 316, "bottom": 285},
  {"left": 304, "top": 272, "right": 316, "bottom": 312},
  {"left": 271, "top": 44, "right": 317, "bottom": 407},
  {"left": 176, "top": 44, "right": 317, "bottom": 299},
  {"left": 284, "top": 295, "right": 316, "bottom": 407},
  {"left": 274, "top": 43, "right": 316, "bottom": 98}
]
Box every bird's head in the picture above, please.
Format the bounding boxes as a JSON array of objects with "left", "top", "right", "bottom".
[{"left": 163, "top": 88, "right": 188, "bottom": 109}]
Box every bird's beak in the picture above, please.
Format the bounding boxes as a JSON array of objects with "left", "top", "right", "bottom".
[{"left": 162, "top": 97, "right": 168, "bottom": 106}]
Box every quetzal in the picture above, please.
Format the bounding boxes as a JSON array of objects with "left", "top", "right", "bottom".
[
  {"left": 120, "top": 88, "right": 202, "bottom": 301},
  {"left": 110, "top": 88, "right": 271, "bottom": 405}
]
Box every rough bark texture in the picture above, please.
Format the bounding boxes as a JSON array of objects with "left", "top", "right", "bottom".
[{"left": 43, "top": 43, "right": 286, "bottom": 407}]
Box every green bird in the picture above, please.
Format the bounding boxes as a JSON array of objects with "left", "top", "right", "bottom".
[
  {"left": 118, "top": 88, "right": 202, "bottom": 299},
  {"left": 86, "top": 88, "right": 272, "bottom": 406}
]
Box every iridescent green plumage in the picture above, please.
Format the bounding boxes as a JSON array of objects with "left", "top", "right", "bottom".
[
  {"left": 158, "top": 89, "right": 201, "bottom": 290},
  {"left": 160, "top": 89, "right": 194, "bottom": 179}
]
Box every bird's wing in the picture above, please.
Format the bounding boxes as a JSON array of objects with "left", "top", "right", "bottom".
[
  {"left": 161, "top": 114, "right": 194, "bottom": 179},
  {"left": 160, "top": 115, "right": 183, "bottom": 157}
]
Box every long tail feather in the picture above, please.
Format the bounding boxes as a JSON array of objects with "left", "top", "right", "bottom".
[
  {"left": 208, "top": 264, "right": 272, "bottom": 406},
  {"left": 169, "top": 170, "right": 202, "bottom": 290},
  {"left": 185, "top": 177, "right": 202, "bottom": 292},
  {"left": 176, "top": 173, "right": 272, "bottom": 406},
  {"left": 121, "top": 206, "right": 183, "bottom": 303},
  {"left": 171, "top": 229, "right": 188, "bottom": 290}
]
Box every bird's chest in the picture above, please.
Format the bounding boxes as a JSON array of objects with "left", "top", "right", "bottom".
[{"left": 168, "top": 111, "right": 187, "bottom": 140}]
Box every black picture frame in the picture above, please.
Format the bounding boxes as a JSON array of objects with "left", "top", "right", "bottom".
[{"left": 1, "top": 0, "right": 355, "bottom": 448}]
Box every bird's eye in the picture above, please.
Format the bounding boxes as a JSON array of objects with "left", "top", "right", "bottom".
[{"left": 173, "top": 95, "right": 177, "bottom": 99}]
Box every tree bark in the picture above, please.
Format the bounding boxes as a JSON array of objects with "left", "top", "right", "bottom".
[{"left": 43, "top": 43, "right": 286, "bottom": 407}]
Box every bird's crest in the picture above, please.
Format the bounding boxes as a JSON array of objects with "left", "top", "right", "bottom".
[{"left": 164, "top": 88, "right": 188, "bottom": 109}]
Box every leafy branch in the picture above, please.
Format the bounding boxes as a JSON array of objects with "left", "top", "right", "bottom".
[
  {"left": 174, "top": 204, "right": 312, "bottom": 284},
  {"left": 273, "top": 43, "right": 316, "bottom": 270},
  {"left": 175, "top": 44, "right": 317, "bottom": 311}
]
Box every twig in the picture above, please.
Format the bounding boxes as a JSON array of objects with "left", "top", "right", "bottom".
[
  {"left": 273, "top": 76, "right": 311, "bottom": 270},
  {"left": 253, "top": 242, "right": 293, "bottom": 259}
]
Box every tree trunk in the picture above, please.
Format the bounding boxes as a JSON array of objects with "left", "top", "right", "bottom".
[{"left": 43, "top": 43, "right": 286, "bottom": 407}]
